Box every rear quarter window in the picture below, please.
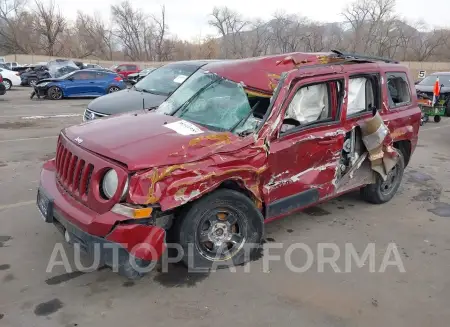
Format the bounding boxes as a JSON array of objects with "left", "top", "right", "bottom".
[{"left": 386, "top": 72, "right": 411, "bottom": 109}]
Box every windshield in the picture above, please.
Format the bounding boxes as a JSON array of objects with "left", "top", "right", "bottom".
[
  {"left": 418, "top": 75, "right": 450, "bottom": 87},
  {"left": 156, "top": 69, "right": 262, "bottom": 133},
  {"left": 134, "top": 63, "right": 199, "bottom": 96}
]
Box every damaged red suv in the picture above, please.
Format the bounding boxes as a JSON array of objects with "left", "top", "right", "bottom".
[{"left": 37, "top": 50, "right": 420, "bottom": 278}]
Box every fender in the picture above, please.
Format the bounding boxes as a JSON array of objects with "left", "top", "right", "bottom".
[{"left": 128, "top": 145, "right": 269, "bottom": 211}]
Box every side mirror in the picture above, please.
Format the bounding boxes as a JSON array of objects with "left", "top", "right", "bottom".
[{"left": 67, "top": 77, "right": 74, "bottom": 81}]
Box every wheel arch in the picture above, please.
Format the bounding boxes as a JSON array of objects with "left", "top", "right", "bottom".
[{"left": 393, "top": 140, "right": 411, "bottom": 167}]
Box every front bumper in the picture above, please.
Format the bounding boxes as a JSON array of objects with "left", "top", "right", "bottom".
[
  {"left": 38, "top": 160, "right": 166, "bottom": 267},
  {"left": 33, "top": 85, "right": 49, "bottom": 97}
]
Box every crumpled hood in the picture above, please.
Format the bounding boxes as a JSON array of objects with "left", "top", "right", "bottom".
[
  {"left": 63, "top": 112, "right": 242, "bottom": 171},
  {"left": 36, "top": 77, "right": 63, "bottom": 84},
  {"left": 87, "top": 88, "right": 168, "bottom": 115}
]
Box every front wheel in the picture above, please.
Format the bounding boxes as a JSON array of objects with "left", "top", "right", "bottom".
[
  {"left": 361, "top": 150, "right": 405, "bottom": 204},
  {"left": 3, "top": 79, "right": 11, "bottom": 90},
  {"left": 175, "top": 189, "right": 264, "bottom": 270},
  {"left": 47, "top": 86, "right": 63, "bottom": 100},
  {"left": 434, "top": 115, "right": 441, "bottom": 123}
]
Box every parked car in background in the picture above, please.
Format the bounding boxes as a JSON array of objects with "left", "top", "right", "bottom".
[
  {"left": 31, "top": 69, "right": 126, "bottom": 100},
  {"left": 4, "top": 62, "right": 20, "bottom": 69},
  {"left": 20, "top": 65, "right": 50, "bottom": 86},
  {"left": 37, "top": 50, "right": 420, "bottom": 279},
  {"left": 0, "top": 74, "right": 6, "bottom": 95},
  {"left": 0, "top": 67, "right": 21, "bottom": 90},
  {"left": 84, "top": 63, "right": 103, "bottom": 69},
  {"left": 127, "top": 67, "right": 157, "bottom": 85},
  {"left": 415, "top": 72, "right": 450, "bottom": 116},
  {"left": 113, "top": 63, "right": 140, "bottom": 80},
  {"left": 83, "top": 60, "right": 217, "bottom": 121}
]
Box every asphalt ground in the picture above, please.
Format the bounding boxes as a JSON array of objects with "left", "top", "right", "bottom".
[{"left": 0, "top": 87, "right": 450, "bottom": 327}]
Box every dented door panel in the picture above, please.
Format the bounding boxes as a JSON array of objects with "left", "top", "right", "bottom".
[{"left": 262, "top": 72, "right": 346, "bottom": 218}]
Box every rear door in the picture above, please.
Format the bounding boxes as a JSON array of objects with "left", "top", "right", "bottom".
[
  {"left": 262, "top": 69, "right": 346, "bottom": 218},
  {"left": 382, "top": 70, "right": 421, "bottom": 150}
]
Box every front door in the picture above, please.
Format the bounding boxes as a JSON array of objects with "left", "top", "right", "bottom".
[{"left": 263, "top": 73, "right": 346, "bottom": 218}]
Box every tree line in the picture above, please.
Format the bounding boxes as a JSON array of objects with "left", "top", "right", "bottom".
[{"left": 1, "top": 0, "right": 449, "bottom": 62}]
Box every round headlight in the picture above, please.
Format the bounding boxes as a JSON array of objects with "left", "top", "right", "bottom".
[
  {"left": 102, "top": 169, "right": 129, "bottom": 200},
  {"left": 102, "top": 169, "right": 118, "bottom": 199}
]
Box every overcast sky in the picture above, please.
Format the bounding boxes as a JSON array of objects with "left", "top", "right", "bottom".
[{"left": 59, "top": 0, "right": 450, "bottom": 41}]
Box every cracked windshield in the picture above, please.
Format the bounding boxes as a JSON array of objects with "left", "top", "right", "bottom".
[{"left": 156, "top": 69, "right": 267, "bottom": 133}]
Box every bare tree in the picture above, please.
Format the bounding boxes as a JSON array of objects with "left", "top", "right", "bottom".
[
  {"left": 245, "top": 19, "right": 271, "bottom": 57},
  {"left": 208, "top": 6, "right": 249, "bottom": 58},
  {"left": 269, "top": 12, "right": 309, "bottom": 53},
  {"left": 33, "top": 0, "right": 66, "bottom": 56},
  {"left": 0, "top": 0, "right": 35, "bottom": 53},
  {"left": 111, "top": 0, "right": 150, "bottom": 60}
]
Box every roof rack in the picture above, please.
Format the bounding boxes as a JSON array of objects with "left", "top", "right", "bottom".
[{"left": 331, "top": 50, "right": 399, "bottom": 64}]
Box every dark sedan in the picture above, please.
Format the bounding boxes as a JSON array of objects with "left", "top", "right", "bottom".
[
  {"left": 83, "top": 60, "right": 217, "bottom": 121},
  {"left": 415, "top": 72, "right": 450, "bottom": 116}
]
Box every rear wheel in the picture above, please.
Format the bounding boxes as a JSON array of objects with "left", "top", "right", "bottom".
[
  {"left": 361, "top": 150, "right": 404, "bottom": 204},
  {"left": 434, "top": 115, "right": 441, "bottom": 123},
  {"left": 445, "top": 101, "right": 450, "bottom": 117},
  {"left": 3, "top": 79, "right": 11, "bottom": 90},
  {"left": 175, "top": 189, "right": 264, "bottom": 270},
  {"left": 47, "top": 86, "right": 63, "bottom": 100},
  {"left": 28, "top": 78, "right": 38, "bottom": 87},
  {"left": 107, "top": 86, "right": 120, "bottom": 93}
]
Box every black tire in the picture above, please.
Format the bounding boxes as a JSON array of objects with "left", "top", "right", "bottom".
[
  {"left": 445, "top": 101, "right": 450, "bottom": 117},
  {"left": 28, "top": 78, "right": 38, "bottom": 87},
  {"left": 175, "top": 189, "right": 264, "bottom": 270},
  {"left": 47, "top": 86, "right": 63, "bottom": 100},
  {"left": 3, "top": 79, "right": 12, "bottom": 90},
  {"left": 434, "top": 115, "right": 441, "bottom": 123},
  {"left": 361, "top": 150, "right": 405, "bottom": 204}
]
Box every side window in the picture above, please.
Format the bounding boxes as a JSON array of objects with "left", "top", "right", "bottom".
[
  {"left": 126, "top": 65, "right": 136, "bottom": 71},
  {"left": 387, "top": 72, "right": 411, "bottom": 108},
  {"left": 117, "top": 65, "right": 126, "bottom": 72},
  {"left": 284, "top": 81, "right": 334, "bottom": 125},
  {"left": 347, "top": 75, "right": 379, "bottom": 115},
  {"left": 73, "top": 72, "right": 95, "bottom": 80}
]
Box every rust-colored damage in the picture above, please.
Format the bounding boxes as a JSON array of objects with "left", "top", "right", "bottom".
[
  {"left": 129, "top": 145, "right": 269, "bottom": 211},
  {"left": 188, "top": 133, "right": 232, "bottom": 147}
]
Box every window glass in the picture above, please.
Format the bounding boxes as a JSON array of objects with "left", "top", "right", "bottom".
[
  {"left": 174, "top": 78, "right": 252, "bottom": 132},
  {"left": 418, "top": 75, "right": 450, "bottom": 87},
  {"left": 285, "top": 83, "right": 330, "bottom": 124},
  {"left": 387, "top": 73, "right": 411, "bottom": 107},
  {"left": 347, "top": 77, "right": 375, "bottom": 115},
  {"left": 73, "top": 72, "right": 95, "bottom": 80}
]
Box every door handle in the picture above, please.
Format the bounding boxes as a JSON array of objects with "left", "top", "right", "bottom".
[
  {"left": 318, "top": 138, "right": 338, "bottom": 145},
  {"left": 89, "top": 81, "right": 95, "bottom": 83}
]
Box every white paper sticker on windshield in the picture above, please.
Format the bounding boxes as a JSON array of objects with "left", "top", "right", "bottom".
[
  {"left": 173, "top": 75, "right": 188, "bottom": 84},
  {"left": 164, "top": 120, "right": 203, "bottom": 135}
]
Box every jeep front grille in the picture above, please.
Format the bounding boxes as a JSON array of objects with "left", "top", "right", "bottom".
[{"left": 56, "top": 142, "right": 94, "bottom": 198}]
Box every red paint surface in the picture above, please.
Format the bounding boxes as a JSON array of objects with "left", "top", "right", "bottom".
[{"left": 40, "top": 52, "right": 420, "bottom": 256}]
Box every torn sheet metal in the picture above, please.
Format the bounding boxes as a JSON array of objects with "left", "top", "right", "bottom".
[{"left": 358, "top": 112, "right": 399, "bottom": 180}]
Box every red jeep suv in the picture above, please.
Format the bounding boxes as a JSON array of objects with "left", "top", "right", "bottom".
[{"left": 37, "top": 51, "right": 421, "bottom": 278}]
